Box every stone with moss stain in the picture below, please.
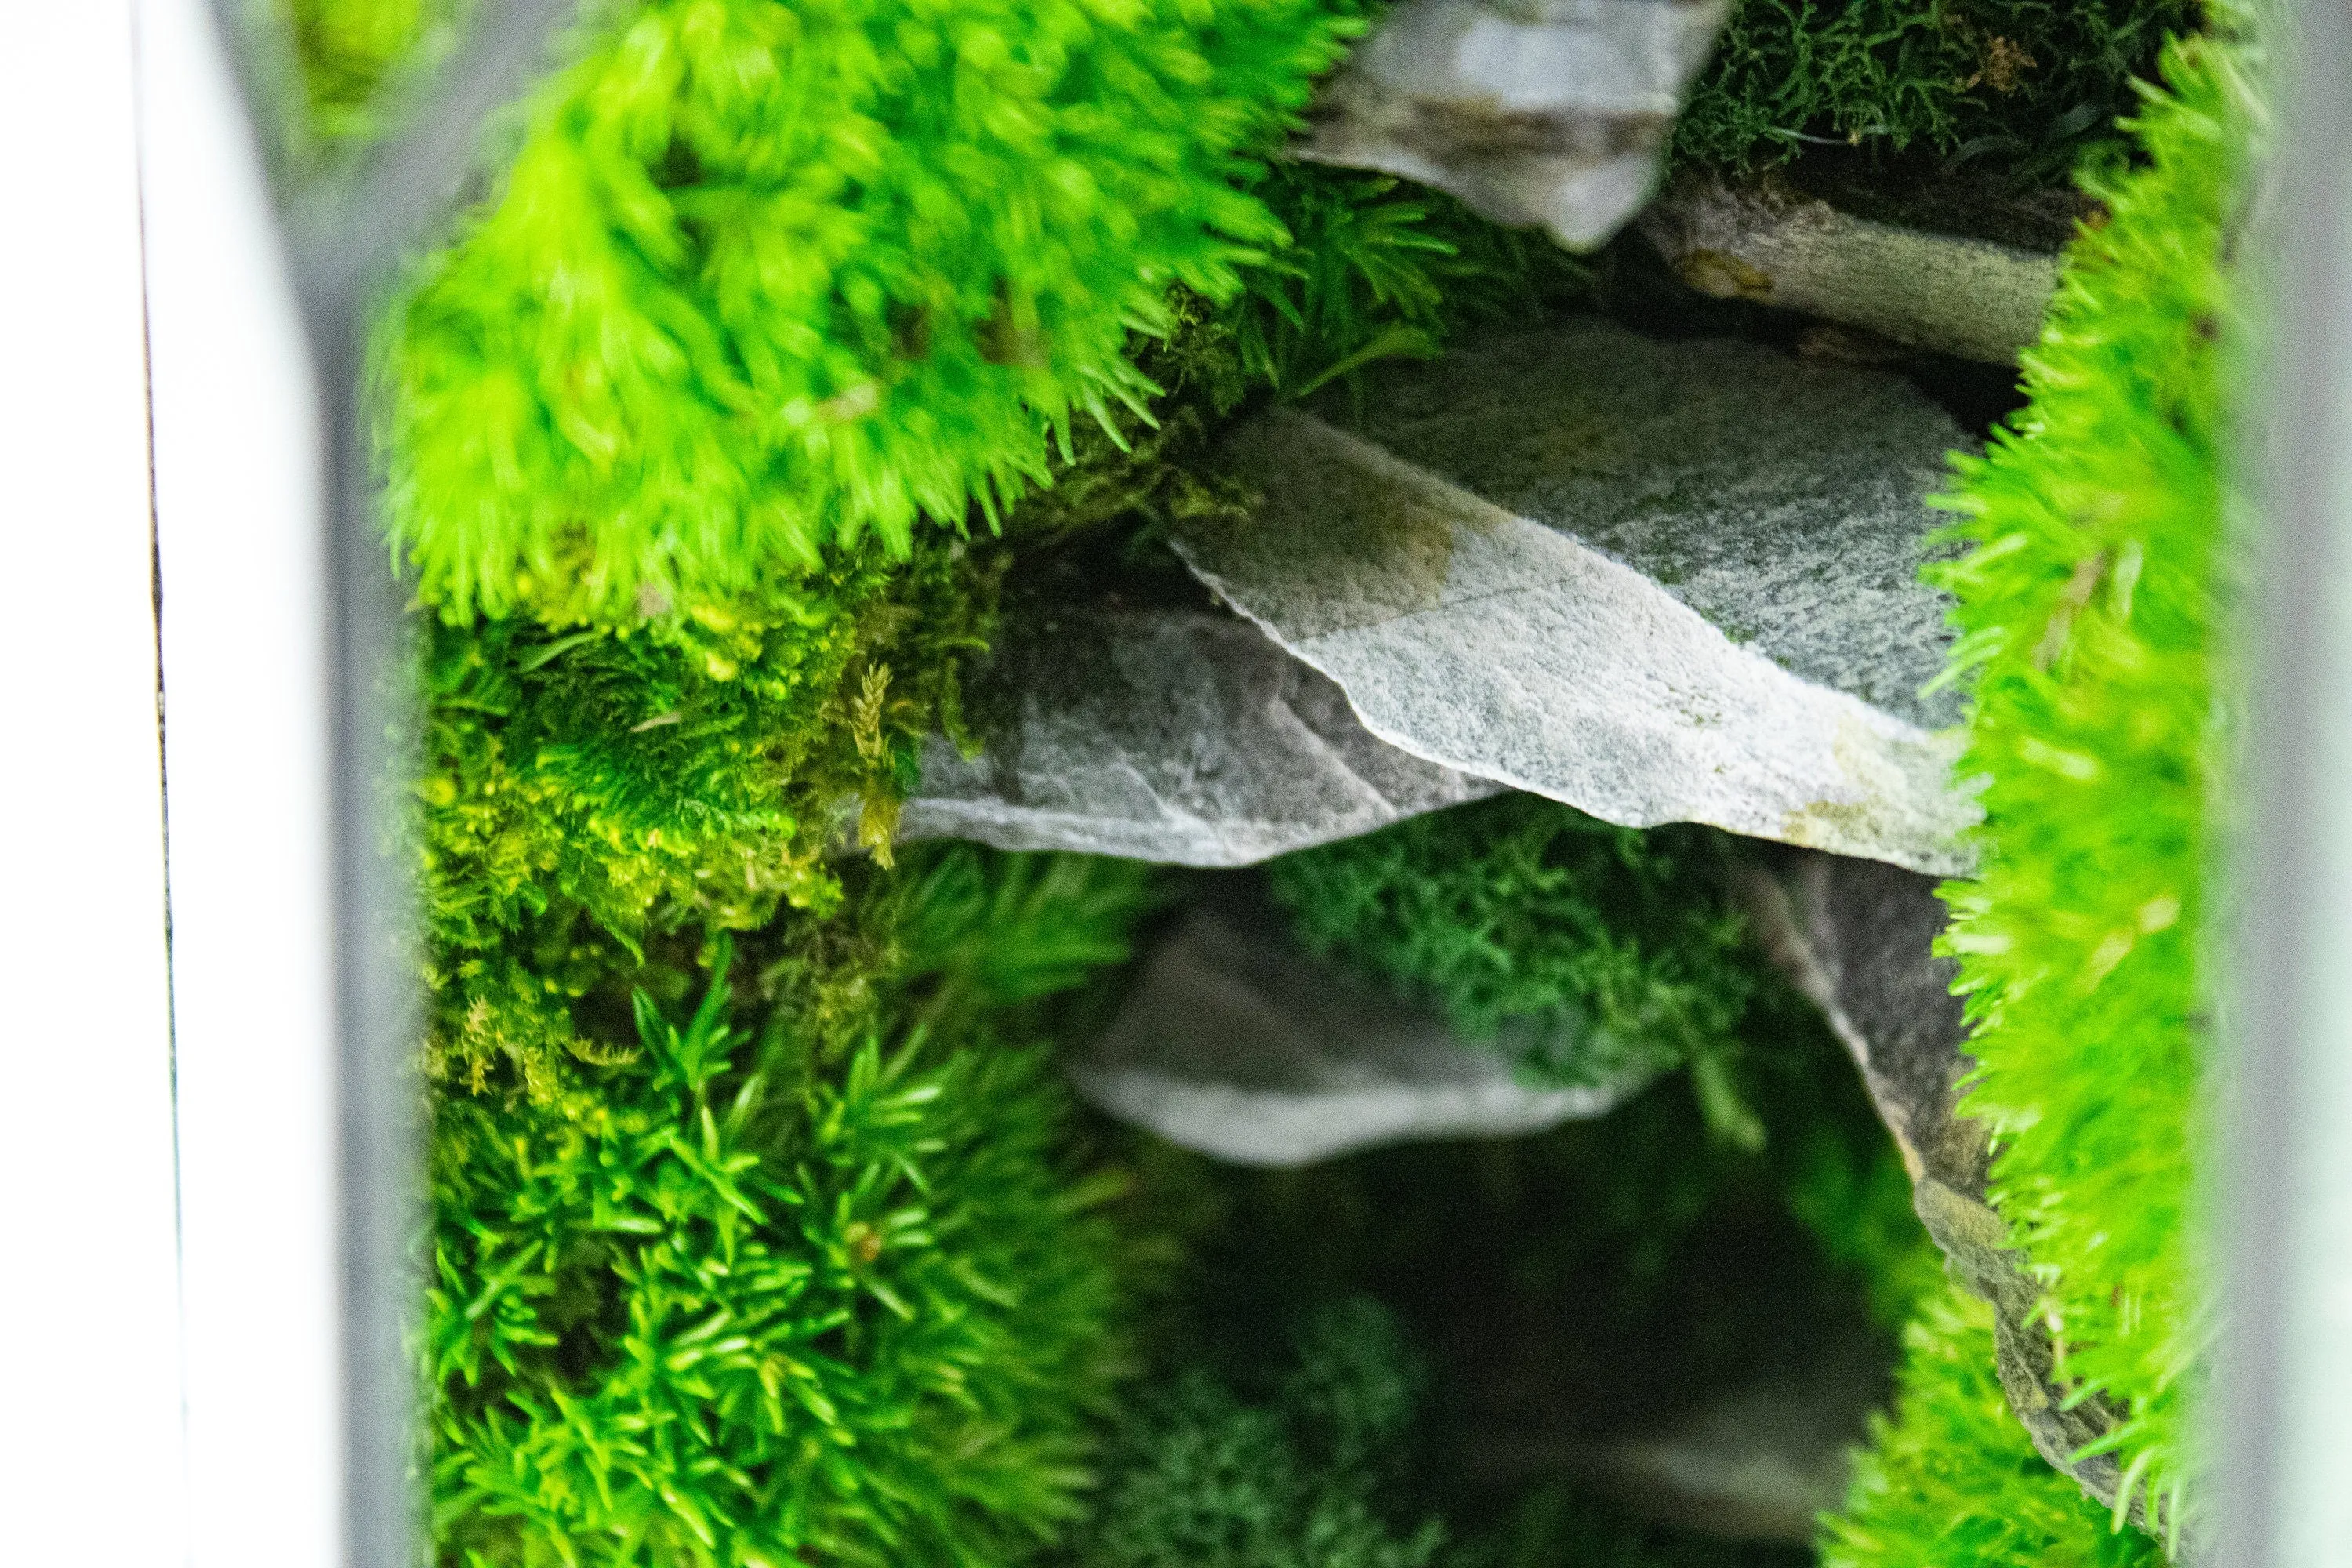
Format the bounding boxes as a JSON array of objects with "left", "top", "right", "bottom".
[
  {"left": 1073, "top": 901, "right": 1649, "bottom": 1166},
  {"left": 1301, "top": 0, "right": 1732, "bottom": 250},
  {"left": 1640, "top": 172, "right": 2067, "bottom": 365},
  {"left": 1175, "top": 319, "right": 1977, "bottom": 877},
  {"left": 898, "top": 606, "right": 1500, "bottom": 867}
]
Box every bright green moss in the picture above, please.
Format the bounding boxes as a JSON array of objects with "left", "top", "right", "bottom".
[
  {"left": 1820, "top": 1286, "right": 2164, "bottom": 1567},
  {"left": 1076, "top": 1298, "right": 1446, "bottom": 1568},
  {"left": 428, "top": 845, "right": 1163, "bottom": 1566},
  {"left": 1675, "top": 0, "right": 2199, "bottom": 180},
  {"left": 377, "top": 0, "right": 1367, "bottom": 626},
  {"left": 1265, "top": 796, "right": 1760, "bottom": 1132},
  {"left": 281, "top": 0, "right": 465, "bottom": 146},
  {"left": 418, "top": 538, "right": 1000, "bottom": 1093},
  {"left": 1925, "top": 25, "right": 2252, "bottom": 1533}
]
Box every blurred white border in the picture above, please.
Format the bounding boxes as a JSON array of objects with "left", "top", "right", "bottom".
[
  {"left": 136, "top": 2, "right": 345, "bottom": 1565},
  {"left": 0, "top": 2, "right": 190, "bottom": 1559},
  {"left": 0, "top": 2, "right": 342, "bottom": 1562}
]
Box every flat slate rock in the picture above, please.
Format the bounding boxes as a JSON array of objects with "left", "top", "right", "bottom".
[
  {"left": 898, "top": 606, "right": 1499, "bottom": 866},
  {"left": 1641, "top": 173, "right": 2067, "bottom": 365},
  {"left": 1175, "top": 319, "right": 1979, "bottom": 877},
  {"left": 1071, "top": 903, "right": 1649, "bottom": 1166},
  {"left": 1301, "top": 0, "right": 1730, "bottom": 249}
]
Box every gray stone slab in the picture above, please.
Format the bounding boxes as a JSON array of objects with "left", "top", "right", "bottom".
[
  {"left": 1072, "top": 903, "right": 1649, "bottom": 1166},
  {"left": 1641, "top": 174, "right": 2064, "bottom": 365},
  {"left": 1301, "top": 0, "right": 1730, "bottom": 250},
  {"left": 898, "top": 606, "right": 1499, "bottom": 867},
  {"left": 1174, "top": 319, "right": 1980, "bottom": 876}
]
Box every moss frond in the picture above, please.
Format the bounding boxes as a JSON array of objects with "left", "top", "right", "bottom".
[{"left": 430, "top": 847, "right": 1164, "bottom": 1564}]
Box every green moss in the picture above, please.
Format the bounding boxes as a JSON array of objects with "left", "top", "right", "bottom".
[
  {"left": 372, "top": 0, "right": 1367, "bottom": 626},
  {"left": 280, "top": 0, "right": 466, "bottom": 147},
  {"left": 428, "top": 845, "right": 1163, "bottom": 1566},
  {"left": 1675, "top": 0, "right": 2200, "bottom": 182},
  {"left": 1075, "top": 1298, "right": 1446, "bottom": 1568},
  {"left": 417, "top": 537, "right": 1001, "bottom": 1094},
  {"left": 1922, "top": 24, "right": 2252, "bottom": 1534},
  {"left": 1820, "top": 1287, "right": 2163, "bottom": 1566},
  {"left": 1264, "top": 797, "right": 1761, "bottom": 1128}
]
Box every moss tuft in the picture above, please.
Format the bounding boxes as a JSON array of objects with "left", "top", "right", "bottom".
[
  {"left": 373, "top": 0, "right": 1368, "bottom": 625},
  {"left": 417, "top": 537, "right": 1001, "bottom": 1094},
  {"left": 1921, "top": 22, "right": 2252, "bottom": 1534}
]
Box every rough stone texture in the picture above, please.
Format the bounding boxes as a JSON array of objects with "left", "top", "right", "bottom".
[
  {"left": 1070, "top": 901, "right": 1648, "bottom": 1166},
  {"left": 1176, "top": 320, "right": 1979, "bottom": 877},
  {"left": 1301, "top": 0, "right": 1731, "bottom": 250},
  {"left": 1739, "top": 848, "right": 2196, "bottom": 1554},
  {"left": 898, "top": 606, "right": 1500, "bottom": 866},
  {"left": 1640, "top": 174, "right": 2064, "bottom": 365}
]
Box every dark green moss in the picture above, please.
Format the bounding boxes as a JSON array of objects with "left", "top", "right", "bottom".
[
  {"left": 1264, "top": 797, "right": 1761, "bottom": 1132},
  {"left": 1072, "top": 1298, "right": 1448, "bottom": 1568},
  {"left": 1675, "top": 0, "right": 2201, "bottom": 184}
]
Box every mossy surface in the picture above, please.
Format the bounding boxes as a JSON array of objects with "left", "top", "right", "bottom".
[
  {"left": 276, "top": 2, "right": 2247, "bottom": 1559},
  {"left": 364, "top": 0, "right": 1367, "bottom": 626},
  {"left": 428, "top": 846, "right": 1165, "bottom": 1566},
  {"left": 1926, "top": 24, "right": 2250, "bottom": 1532},
  {"left": 1820, "top": 1287, "right": 2164, "bottom": 1567},
  {"left": 1070, "top": 1298, "right": 1448, "bottom": 1568},
  {"left": 1265, "top": 797, "right": 1767, "bottom": 1141},
  {"left": 416, "top": 539, "right": 1000, "bottom": 1094},
  {"left": 1676, "top": 0, "right": 2201, "bottom": 183}
]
